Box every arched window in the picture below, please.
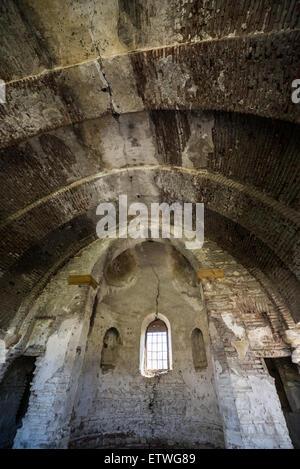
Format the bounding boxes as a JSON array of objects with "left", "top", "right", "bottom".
[
  {"left": 145, "top": 319, "right": 169, "bottom": 372},
  {"left": 140, "top": 314, "right": 172, "bottom": 377},
  {"left": 100, "top": 327, "right": 122, "bottom": 373}
]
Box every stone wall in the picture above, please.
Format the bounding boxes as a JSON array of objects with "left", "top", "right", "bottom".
[
  {"left": 199, "top": 243, "right": 294, "bottom": 448},
  {"left": 0, "top": 1, "right": 299, "bottom": 334},
  {"left": 0, "top": 0, "right": 299, "bottom": 451},
  {"left": 69, "top": 242, "right": 224, "bottom": 448}
]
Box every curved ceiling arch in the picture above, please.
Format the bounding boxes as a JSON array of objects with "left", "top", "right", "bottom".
[
  {"left": 0, "top": 205, "right": 299, "bottom": 332},
  {"left": 0, "top": 166, "right": 298, "bottom": 274},
  {"left": 1, "top": 110, "right": 299, "bottom": 221},
  {"left": 1, "top": 31, "right": 299, "bottom": 150},
  {"left": 10, "top": 229, "right": 294, "bottom": 343},
  {"left": 0, "top": 1, "right": 299, "bottom": 349}
]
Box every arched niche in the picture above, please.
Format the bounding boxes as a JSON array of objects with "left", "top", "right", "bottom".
[
  {"left": 104, "top": 249, "right": 136, "bottom": 287},
  {"left": 100, "top": 327, "right": 122, "bottom": 373},
  {"left": 191, "top": 328, "right": 207, "bottom": 371}
]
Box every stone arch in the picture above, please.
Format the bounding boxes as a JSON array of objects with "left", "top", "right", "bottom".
[{"left": 10, "top": 233, "right": 295, "bottom": 449}]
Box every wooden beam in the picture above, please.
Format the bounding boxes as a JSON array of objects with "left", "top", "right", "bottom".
[
  {"left": 68, "top": 274, "right": 98, "bottom": 290},
  {"left": 197, "top": 268, "right": 224, "bottom": 281}
]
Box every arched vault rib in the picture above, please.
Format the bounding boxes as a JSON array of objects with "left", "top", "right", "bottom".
[
  {"left": 0, "top": 166, "right": 298, "bottom": 276},
  {"left": 0, "top": 28, "right": 299, "bottom": 149},
  {"left": 0, "top": 179, "right": 299, "bottom": 330},
  {"left": 6, "top": 233, "right": 295, "bottom": 360},
  {"left": 1, "top": 110, "right": 299, "bottom": 221},
  {"left": 2, "top": 0, "right": 299, "bottom": 83},
  {"left": 0, "top": 219, "right": 298, "bottom": 331}
]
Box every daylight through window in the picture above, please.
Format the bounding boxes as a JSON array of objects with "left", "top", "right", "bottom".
[{"left": 146, "top": 319, "right": 169, "bottom": 371}]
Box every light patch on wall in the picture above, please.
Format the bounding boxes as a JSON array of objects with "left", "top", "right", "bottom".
[
  {"left": 247, "top": 326, "right": 273, "bottom": 348},
  {"left": 214, "top": 360, "right": 223, "bottom": 375},
  {"left": 221, "top": 312, "right": 245, "bottom": 339},
  {"left": 231, "top": 340, "right": 249, "bottom": 360},
  {"left": 217, "top": 71, "right": 226, "bottom": 92},
  {"left": 182, "top": 112, "right": 214, "bottom": 169},
  {"left": 36, "top": 318, "right": 75, "bottom": 386}
]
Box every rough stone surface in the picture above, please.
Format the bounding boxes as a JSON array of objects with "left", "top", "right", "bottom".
[
  {"left": 0, "top": 237, "right": 293, "bottom": 449},
  {"left": 70, "top": 243, "right": 224, "bottom": 448},
  {"left": 0, "top": 0, "right": 299, "bottom": 450}
]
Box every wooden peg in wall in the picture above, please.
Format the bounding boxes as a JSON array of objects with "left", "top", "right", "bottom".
[
  {"left": 197, "top": 269, "right": 224, "bottom": 281},
  {"left": 68, "top": 274, "right": 98, "bottom": 289}
]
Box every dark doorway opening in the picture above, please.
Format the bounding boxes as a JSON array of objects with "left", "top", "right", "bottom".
[
  {"left": 0, "top": 356, "right": 36, "bottom": 448},
  {"left": 265, "top": 357, "right": 300, "bottom": 448}
]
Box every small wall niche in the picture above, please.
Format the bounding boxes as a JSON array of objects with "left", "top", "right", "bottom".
[
  {"left": 191, "top": 328, "right": 207, "bottom": 371},
  {"left": 100, "top": 327, "right": 122, "bottom": 373},
  {"left": 104, "top": 249, "right": 136, "bottom": 287}
]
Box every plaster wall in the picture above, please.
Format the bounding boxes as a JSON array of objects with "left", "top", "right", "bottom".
[
  {"left": 1, "top": 236, "right": 295, "bottom": 449},
  {"left": 69, "top": 242, "right": 224, "bottom": 448}
]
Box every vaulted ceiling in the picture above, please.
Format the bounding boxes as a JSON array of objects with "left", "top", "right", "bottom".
[{"left": 0, "top": 0, "right": 299, "bottom": 329}]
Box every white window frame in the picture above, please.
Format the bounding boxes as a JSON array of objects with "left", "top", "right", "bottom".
[{"left": 139, "top": 313, "right": 172, "bottom": 377}]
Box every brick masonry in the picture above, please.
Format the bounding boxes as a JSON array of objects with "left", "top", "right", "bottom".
[{"left": 0, "top": 236, "right": 294, "bottom": 448}]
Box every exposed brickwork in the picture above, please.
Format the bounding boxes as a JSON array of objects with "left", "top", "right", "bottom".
[
  {"left": 0, "top": 170, "right": 299, "bottom": 330},
  {"left": 210, "top": 112, "right": 300, "bottom": 211},
  {"left": 0, "top": 0, "right": 299, "bottom": 450},
  {"left": 13, "top": 283, "right": 96, "bottom": 449},
  {"left": 205, "top": 209, "right": 300, "bottom": 324},
  {"left": 2, "top": 237, "right": 293, "bottom": 448},
  {"left": 1, "top": 168, "right": 298, "bottom": 272},
  {"left": 197, "top": 243, "right": 293, "bottom": 448},
  {"left": 2, "top": 110, "right": 299, "bottom": 219},
  {"left": 1, "top": 1, "right": 298, "bottom": 83},
  {"left": 0, "top": 212, "right": 96, "bottom": 330},
  {"left": 131, "top": 30, "right": 300, "bottom": 122},
  {"left": 149, "top": 110, "right": 190, "bottom": 166},
  {"left": 170, "top": 0, "right": 300, "bottom": 43}
]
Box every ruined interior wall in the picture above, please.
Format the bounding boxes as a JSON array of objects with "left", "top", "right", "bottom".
[
  {"left": 199, "top": 244, "right": 294, "bottom": 448},
  {"left": 12, "top": 284, "right": 96, "bottom": 449},
  {"left": 69, "top": 242, "right": 225, "bottom": 448},
  {"left": 2, "top": 236, "right": 295, "bottom": 449},
  {"left": 0, "top": 356, "right": 35, "bottom": 448},
  {"left": 9, "top": 239, "right": 108, "bottom": 448}
]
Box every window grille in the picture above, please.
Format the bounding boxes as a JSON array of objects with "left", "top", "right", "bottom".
[{"left": 145, "top": 319, "right": 169, "bottom": 371}]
